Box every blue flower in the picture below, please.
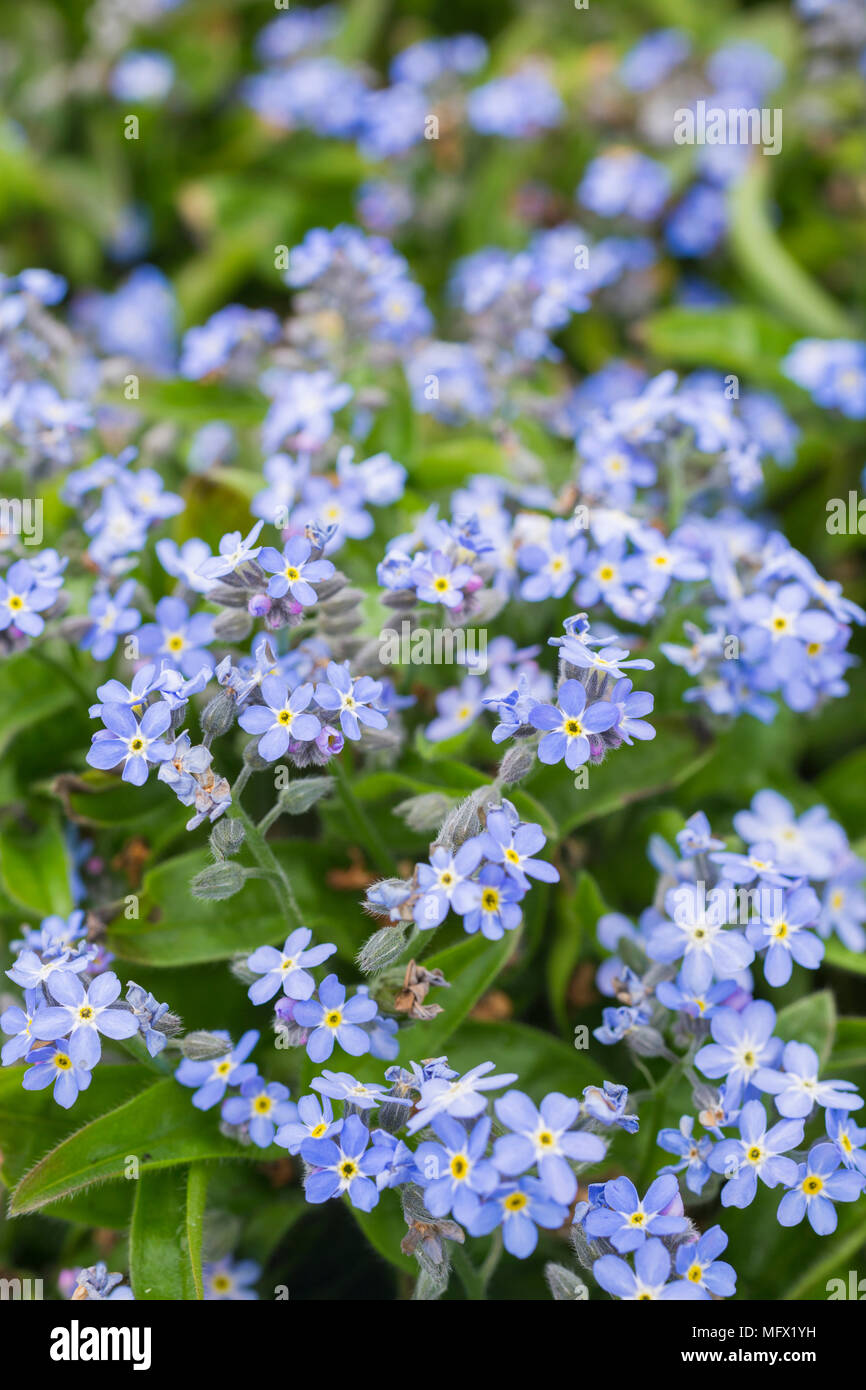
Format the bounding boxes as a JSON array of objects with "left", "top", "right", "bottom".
[
  {"left": 30, "top": 970, "right": 139, "bottom": 1066},
  {"left": 657, "top": 1116, "right": 714, "bottom": 1194},
  {"left": 782, "top": 339, "right": 866, "bottom": 419},
  {"left": 293, "top": 974, "right": 377, "bottom": 1063},
  {"left": 426, "top": 675, "right": 485, "bottom": 742},
  {"left": 301, "top": 1113, "right": 389, "bottom": 1211},
  {"left": 708, "top": 1100, "right": 803, "bottom": 1207},
  {"left": 124, "top": 982, "right": 171, "bottom": 1057},
  {"left": 415, "top": 1114, "right": 499, "bottom": 1222},
  {"left": 0, "top": 987, "right": 43, "bottom": 1064},
  {"left": 406, "top": 1060, "right": 518, "bottom": 1135},
  {"left": 314, "top": 661, "right": 387, "bottom": 741},
  {"left": 825, "top": 1109, "right": 866, "bottom": 1176},
  {"left": 492, "top": 1090, "right": 606, "bottom": 1203},
  {"left": 137, "top": 596, "right": 215, "bottom": 677},
  {"left": 694, "top": 1000, "right": 781, "bottom": 1106},
  {"left": 80, "top": 580, "right": 140, "bottom": 660},
  {"left": 175, "top": 1029, "right": 259, "bottom": 1110},
  {"left": 197, "top": 520, "right": 264, "bottom": 582},
  {"left": 0, "top": 559, "right": 56, "bottom": 637},
  {"left": 674, "top": 1226, "right": 737, "bottom": 1297},
  {"left": 777, "top": 1144, "right": 865, "bottom": 1235},
  {"left": 581, "top": 1081, "right": 639, "bottom": 1133},
  {"left": 413, "top": 838, "right": 484, "bottom": 928},
  {"left": 22, "top": 1041, "right": 91, "bottom": 1108},
  {"left": 275, "top": 1094, "right": 341, "bottom": 1154},
  {"left": 745, "top": 884, "right": 824, "bottom": 986},
  {"left": 410, "top": 549, "right": 476, "bottom": 609},
  {"left": 733, "top": 789, "right": 846, "bottom": 880},
  {"left": 203, "top": 1256, "right": 260, "bottom": 1301},
  {"left": 646, "top": 882, "right": 754, "bottom": 991},
  {"left": 754, "top": 1041, "right": 863, "bottom": 1120},
  {"left": 310, "top": 1070, "right": 396, "bottom": 1111},
  {"left": 71, "top": 1263, "right": 134, "bottom": 1300},
  {"left": 245, "top": 928, "right": 337, "bottom": 1004},
  {"left": 479, "top": 808, "right": 560, "bottom": 888},
  {"left": 583, "top": 1173, "right": 688, "bottom": 1252},
  {"left": 517, "top": 520, "right": 585, "bottom": 601},
  {"left": 238, "top": 675, "right": 321, "bottom": 760},
  {"left": 594, "top": 1237, "right": 707, "bottom": 1301},
  {"left": 222, "top": 1076, "right": 296, "bottom": 1147},
  {"left": 86, "top": 700, "right": 174, "bottom": 786},
  {"left": 258, "top": 534, "right": 335, "bottom": 604},
  {"left": 457, "top": 863, "right": 525, "bottom": 941},
  {"left": 467, "top": 1177, "right": 569, "bottom": 1258},
  {"left": 530, "top": 679, "right": 618, "bottom": 770}
]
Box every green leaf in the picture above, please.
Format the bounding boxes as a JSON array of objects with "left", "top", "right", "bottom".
[
  {"left": 0, "top": 650, "right": 75, "bottom": 757},
  {"left": 775, "top": 990, "right": 836, "bottom": 1067},
  {"left": 547, "top": 872, "right": 606, "bottom": 1034},
  {"left": 400, "top": 928, "right": 522, "bottom": 1061},
  {"left": 52, "top": 770, "right": 189, "bottom": 850},
  {"left": 0, "top": 1064, "right": 151, "bottom": 1226},
  {"left": 823, "top": 938, "right": 866, "bottom": 978},
  {"left": 106, "top": 840, "right": 361, "bottom": 966},
  {"left": 0, "top": 814, "right": 72, "bottom": 916},
  {"left": 10, "top": 1078, "right": 250, "bottom": 1215},
  {"left": 637, "top": 306, "right": 799, "bottom": 385},
  {"left": 130, "top": 1164, "right": 208, "bottom": 1300},
  {"left": 444, "top": 1020, "right": 604, "bottom": 1094},
  {"left": 828, "top": 1018, "right": 866, "bottom": 1073},
  {"left": 728, "top": 161, "right": 855, "bottom": 338},
  {"left": 349, "top": 1196, "right": 415, "bottom": 1278},
  {"left": 782, "top": 1206, "right": 866, "bottom": 1300},
  {"left": 531, "top": 718, "right": 711, "bottom": 834},
  {"left": 408, "top": 437, "right": 509, "bottom": 488}
]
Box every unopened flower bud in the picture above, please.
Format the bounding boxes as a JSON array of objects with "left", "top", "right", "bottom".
[
  {"left": 180, "top": 1030, "right": 232, "bottom": 1061},
  {"left": 393, "top": 791, "right": 454, "bottom": 833},
  {"left": 278, "top": 776, "right": 334, "bottom": 814},
  {"left": 357, "top": 925, "right": 408, "bottom": 975},
  {"left": 190, "top": 861, "right": 247, "bottom": 901},
  {"left": 498, "top": 744, "right": 535, "bottom": 784},
  {"left": 210, "top": 817, "right": 245, "bottom": 858},
  {"left": 200, "top": 689, "right": 237, "bottom": 739},
  {"left": 544, "top": 1263, "right": 588, "bottom": 1300},
  {"left": 248, "top": 593, "right": 271, "bottom": 617},
  {"left": 213, "top": 608, "right": 253, "bottom": 642}
]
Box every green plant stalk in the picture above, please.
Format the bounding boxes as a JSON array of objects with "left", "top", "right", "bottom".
[
  {"left": 332, "top": 754, "right": 397, "bottom": 877},
  {"left": 727, "top": 162, "right": 856, "bottom": 338}
]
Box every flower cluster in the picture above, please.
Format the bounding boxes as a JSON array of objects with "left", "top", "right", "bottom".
[
  {"left": 591, "top": 792, "right": 866, "bottom": 1241},
  {"left": 2, "top": 910, "right": 174, "bottom": 1108},
  {"left": 363, "top": 798, "right": 559, "bottom": 944}
]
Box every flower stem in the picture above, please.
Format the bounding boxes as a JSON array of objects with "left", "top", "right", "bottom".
[{"left": 332, "top": 755, "right": 396, "bottom": 877}]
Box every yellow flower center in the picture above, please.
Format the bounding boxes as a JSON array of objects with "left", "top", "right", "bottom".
[
  {"left": 325, "top": 1010, "right": 342, "bottom": 1029},
  {"left": 504, "top": 1192, "right": 527, "bottom": 1212}
]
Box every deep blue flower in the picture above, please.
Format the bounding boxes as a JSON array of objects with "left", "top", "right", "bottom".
[
  {"left": 583, "top": 1173, "right": 688, "bottom": 1252},
  {"left": 222, "top": 1076, "right": 296, "bottom": 1147},
  {"left": 175, "top": 1029, "right": 259, "bottom": 1110},
  {"left": 22, "top": 1041, "right": 91, "bottom": 1108},
  {"left": 293, "top": 974, "right": 377, "bottom": 1063},
  {"left": 466, "top": 1177, "right": 569, "bottom": 1258},
  {"left": 415, "top": 1114, "right": 499, "bottom": 1223},
  {"left": 594, "top": 1237, "right": 707, "bottom": 1300},
  {"left": 777, "top": 1144, "right": 865, "bottom": 1235},
  {"left": 301, "top": 1113, "right": 389, "bottom": 1211}
]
